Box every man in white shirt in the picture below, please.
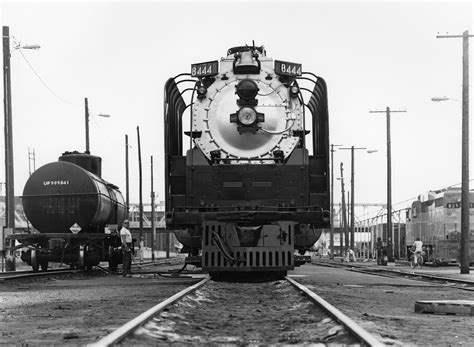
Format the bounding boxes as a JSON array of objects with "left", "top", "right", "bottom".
[
  {"left": 120, "top": 220, "right": 133, "bottom": 277},
  {"left": 412, "top": 237, "right": 423, "bottom": 268}
]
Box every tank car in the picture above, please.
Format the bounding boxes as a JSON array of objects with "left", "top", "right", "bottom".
[
  {"left": 406, "top": 188, "right": 474, "bottom": 265},
  {"left": 164, "top": 44, "right": 330, "bottom": 278},
  {"left": 8, "top": 151, "right": 127, "bottom": 271}
]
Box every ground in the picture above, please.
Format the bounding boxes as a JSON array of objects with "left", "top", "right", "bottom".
[
  {"left": 294, "top": 262, "right": 474, "bottom": 346},
  {"left": 0, "top": 269, "right": 197, "bottom": 346},
  {"left": 1, "top": 261, "right": 473, "bottom": 346}
]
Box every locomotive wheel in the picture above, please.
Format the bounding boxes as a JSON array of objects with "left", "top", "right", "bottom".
[{"left": 31, "top": 249, "right": 39, "bottom": 272}]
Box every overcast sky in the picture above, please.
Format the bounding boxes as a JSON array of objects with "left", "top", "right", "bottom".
[{"left": 1, "top": 1, "right": 473, "bottom": 221}]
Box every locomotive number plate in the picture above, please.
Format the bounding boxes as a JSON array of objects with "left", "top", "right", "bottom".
[
  {"left": 191, "top": 60, "right": 219, "bottom": 77},
  {"left": 274, "top": 60, "right": 302, "bottom": 77}
]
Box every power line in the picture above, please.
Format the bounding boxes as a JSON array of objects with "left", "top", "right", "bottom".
[{"left": 16, "top": 46, "right": 79, "bottom": 108}]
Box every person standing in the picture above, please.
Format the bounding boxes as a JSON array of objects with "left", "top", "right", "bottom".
[
  {"left": 411, "top": 237, "right": 423, "bottom": 268},
  {"left": 139, "top": 236, "right": 145, "bottom": 264},
  {"left": 120, "top": 220, "right": 132, "bottom": 277},
  {"left": 375, "top": 237, "right": 384, "bottom": 265}
]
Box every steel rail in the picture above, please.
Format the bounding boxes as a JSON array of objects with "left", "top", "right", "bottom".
[
  {"left": 285, "top": 276, "right": 385, "bottom": 347},
  {"left": 0, "top": 269, "right": 82, "bottom": 281},
  {"left": 90, "top": 276, "right": 210, "bottom": 347},
  {"left": 313, "top": 261, "right": 474, "bottom": 288}
]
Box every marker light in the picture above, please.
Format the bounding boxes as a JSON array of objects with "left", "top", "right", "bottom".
[
  {"left": 290, "top": 85, "right": 300, "bottom": 98},
  {"left": 197, "top": 85, "right": 207, "bottom": 100},
  {"left": 238, "top": 107, "right": 257, "bottom": 125},
  {"left": 236, "top": 79, "right": 259, "bottom": 100}
]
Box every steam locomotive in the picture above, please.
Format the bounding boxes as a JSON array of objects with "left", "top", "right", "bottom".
[
  {"left": 164, "top": 44, "right": 330, "bottom": 277},
  {"left": 8, "top": 151, "right": 127, "bottom": 271}
]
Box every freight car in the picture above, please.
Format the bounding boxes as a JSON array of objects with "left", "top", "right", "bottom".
[
  {"left": 164, "top": 44, "right": 330, "bottom": 278},
  {"left": 406, "top": 188, "right": 474, "bottom": 265},
  {"left": 7, "top": 151, "right": 127, "bottom": 271}
]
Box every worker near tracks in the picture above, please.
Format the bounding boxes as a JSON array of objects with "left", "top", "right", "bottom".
[
  {"left": 120, "top": 220, "right": 133, "bottom": 277},
  {"left": 375, "top": 237, "right": 384, "bottom": 265},
  {"left": 411, "top": 237, "right": 423, "bottom": 266},
  {"left": 139, "top": 236, "right": 145, "bottom": 264}
]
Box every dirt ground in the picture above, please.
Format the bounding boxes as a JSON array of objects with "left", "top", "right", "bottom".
[
  {"left": 0, "top": 270, "right": 199, "bottom": 346},
  {"left": 294, "top": 263, "right": 474, "bottom": 346},
  {"left": 1, "top": 261, "right": 474, "bottom": 346}
]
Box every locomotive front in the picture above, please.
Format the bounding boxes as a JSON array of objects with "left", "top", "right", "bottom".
[{"left": 165, "top": 45, "right": 330, "bottom": 277}]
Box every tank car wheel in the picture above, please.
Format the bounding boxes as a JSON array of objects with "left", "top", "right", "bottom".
[
  {"left": 40, "top": 261, "right": 49, "bottom": 271},
  {"left": 78, "top": 245, "right": 86, "bottom": 270},
  {"left": 31, "top": 249, "right": 39, "bottom": 272}
]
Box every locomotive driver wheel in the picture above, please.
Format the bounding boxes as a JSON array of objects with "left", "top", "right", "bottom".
[{"left": 31, "top": 249, "right": 39, "bottom": 272}]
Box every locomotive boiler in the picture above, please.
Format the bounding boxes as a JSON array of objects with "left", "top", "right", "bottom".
[
  {"left": 164, "top": 44, "right": 330, "bottom": 277},
  {"left": 8, "top": 151, "right": 127, "bottom": 271}
]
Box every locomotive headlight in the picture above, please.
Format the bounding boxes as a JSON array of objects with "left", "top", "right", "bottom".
[
  {"left": 238, "top": 107, "right": 257, "bottom": 125},
  {"left": 236, "top": 79, "right": 259, "bottom": 100}
]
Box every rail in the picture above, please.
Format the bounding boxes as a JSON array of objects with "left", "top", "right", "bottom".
[{"left": 90, "top": 277, "right": 210, "bottom": 346}]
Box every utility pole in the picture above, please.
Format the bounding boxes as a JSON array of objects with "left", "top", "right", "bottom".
[
  {"left": 150, "top": 155, "right": 155, "bottom": 261},
  {"left": 84, "top": 97, "right": 90, "bottom": 153},
  {"left": 437, "top": 30, "right": 473, "bottom": 274},
  {"left": 137, "top": 126, "right": 143, "bottom": 242},
  {"left": 125, "top": 134, "right": 130, "bottom": 213},
  {"left": 339, "top": 162, "right": 348, "bottom": 255},
  {"left": 28, "top": 147, "right": 36, "bottom": 175},
  {"left": 370, "top": 107, "right": 406, "bottom": 261},
  {"left": 330, "top": 144, "right": 343, "bottom": 259},
  {"left": 340, "top": 146, "right": 367, "bottom": 251},
  {"left": 3, "top": 26, "right": 15, "bottom": 235}
]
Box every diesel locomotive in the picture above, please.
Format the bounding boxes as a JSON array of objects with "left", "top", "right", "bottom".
[
  {"left": 406, "top": 188, "right": 474, "bottom": 265},
  {"left": 7, "top": 151, "right": 127, "bottom": 271},
  {"left": 164, "top": 44, "right": 330, "bottom": 277}
]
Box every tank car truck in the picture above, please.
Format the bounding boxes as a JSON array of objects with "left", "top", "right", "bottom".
[
  {"left": 164, "top": 44, "right": 330, "bottom": 278},
  {"left": 7, "top": 151, "right": 127, "bottom": 271}
]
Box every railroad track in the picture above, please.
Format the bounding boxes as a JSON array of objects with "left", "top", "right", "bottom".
[
  {"left": 0, "top": 268, "right": 85, "bottom": 281},
  {"left": 312, "top": 260, "right": 474, "bottom": 292},
  {"left": 0, "top": 257, "right": 188, "bottom": 282},
  {"left": 90, "top": 276, "right": 384, "bottom": 346}
]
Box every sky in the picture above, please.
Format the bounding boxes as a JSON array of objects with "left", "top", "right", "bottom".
[{"left": 1, "top": 1, "right": 473, "bottom": 222}]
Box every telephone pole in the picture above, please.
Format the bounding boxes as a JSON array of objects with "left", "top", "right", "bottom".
[
  {"left": 28, "top": 147, "right": 36, "bottom": 175},
  {"left": 437, "top": 30, "right": 473, "bottom": 274},
  {"left": 370, "top": 107, "right": 406, "bottom": 261},
  {"left": 3, "top": 26, "right": 15, "bottom": 233},
  {"left": 125, "top": 134, "right": 130, "bottom": 213},
  {"left": 339, "top": 163, "right": 348, "bottom": 254},
  {"left": 85, "top": 97, "right": 90, "bottom": 153},
  {"left": 150, "top": 155, "right": 155, "bottom": 261},
  {"left": 340, "top": 146, "right": 367, "bottom": 251},
  {"left": 137, "top": 126, "right": 143, "bottom": 242},
  {"left": 330, "top": 144, "right": 343, "bottom": 259}
]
